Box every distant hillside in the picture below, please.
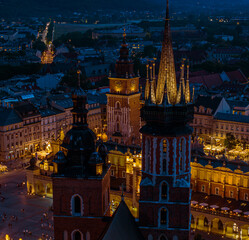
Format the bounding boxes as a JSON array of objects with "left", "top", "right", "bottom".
[{"left": 0, "top": 0, "right": 157, "bottom": 18}]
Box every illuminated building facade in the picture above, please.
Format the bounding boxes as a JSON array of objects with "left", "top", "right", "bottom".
[
  {"left": 191, "top": 156, "right": 249, "bottom": 201},
  {"left": 192, "top": 96, "right": 249, "bottom": 147},
  {"left": 106, "top": 31, "right": 141, "bottom": 145},
  {"left": 0, "top": 92, "right": 106, "bottom": 163}
]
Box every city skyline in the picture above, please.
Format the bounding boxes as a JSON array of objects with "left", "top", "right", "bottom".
[{"left": 1, "top": 0, "right": 249, "bottom": 239}]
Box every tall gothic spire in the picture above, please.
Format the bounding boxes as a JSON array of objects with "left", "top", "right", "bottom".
[{"left": 155, "top": 0, "right": 177, "bottom": 105}]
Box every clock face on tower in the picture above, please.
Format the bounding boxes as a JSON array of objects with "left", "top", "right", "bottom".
[
  {"left": 131, "top": 79, "right": 136, "bottom": 92},
  {"left": 131, "top": 80, "right": 135, "bottom": 87},
  {"left": 115, "top": 80, "right": 122, "bottom": 92}
]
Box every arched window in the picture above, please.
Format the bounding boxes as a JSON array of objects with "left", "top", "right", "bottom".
[
  {"left": 116, "top": 122, "right": 120, "bottom": 132},
  {"left": 161, "top": 182, "right": 167, "bottom": 200},
  {"left": 160, "top": 236, "right": 167, "bottom": 240},
  {"left": 161, "top": 139, "right": 169, "bottom": 175},
  {"left": 71, "top": 194, "right": 83, "bottom": 216},
  {"left": 73, "top": 231, "right": 82, "bottom": 240},
  {"left": 160, "top": 208, "right": 167, "bottom": 226},
  {"left": 163, "top": 139, "right": 167, "bottom": 153},
  {"left": 115, "top": 101, "right": 121, "bottom": 109},
  {"left": 74, "top": 196, "right": 81, "bottom": 214}
]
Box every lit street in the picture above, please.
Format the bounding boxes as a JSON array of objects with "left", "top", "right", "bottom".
[{"left": 0, "top": 169, "right": 53, "bottom": 240}]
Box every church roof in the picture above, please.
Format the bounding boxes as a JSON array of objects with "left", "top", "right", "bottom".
[{"left": 101, "top": 200, "right": 143, "bottom": 240}]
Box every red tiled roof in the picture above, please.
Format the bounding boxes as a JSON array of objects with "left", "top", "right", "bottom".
[
  {"left": 202, "top": 73, "right": 223, "bottom": 89},
  {"left": 226, "top": 70, "right": 248, "bottom": 83},
  {"left": 189, "top": 73, "right": 223, "bottom": 89}
]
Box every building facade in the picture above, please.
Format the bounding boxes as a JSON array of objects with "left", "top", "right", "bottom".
[{"left": 106, "top": 33, "right": 141, "bottom": 145}]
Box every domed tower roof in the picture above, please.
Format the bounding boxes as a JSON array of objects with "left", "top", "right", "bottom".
[
  {"left": 60, "top": 70, "right": 97, "bottom": 174},
  {"left": 62, "top": 127, "right": 96, "bottom": 152}
]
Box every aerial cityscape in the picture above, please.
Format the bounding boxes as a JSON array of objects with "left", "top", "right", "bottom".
[{"left": 1, "top": 0, "right": 249, "bottom": 239}]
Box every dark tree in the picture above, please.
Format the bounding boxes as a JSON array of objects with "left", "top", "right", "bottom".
[{"left": 224, "top": 133, "right": 237, "bottom": 150}]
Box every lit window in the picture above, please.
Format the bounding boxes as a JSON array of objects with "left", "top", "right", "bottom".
[
  {"left": 163, "top": 139, "right": 167, "bottom": 153},
  {"left": 160, "top": 208, "right": 167, "bottom": 226},
  {"left": 161, "top": 182, "right": 167, "bottom": 200}
]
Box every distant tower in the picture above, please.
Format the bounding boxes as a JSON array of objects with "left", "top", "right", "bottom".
[
  {"left": 107, "top": 30, "right": 141, "bottom": 145},
  {"left": 139, "top": 1, "right": 193, "bottom": 240},
  {"left": 52, "top": 72, "right": 111, "bottom": 240}
]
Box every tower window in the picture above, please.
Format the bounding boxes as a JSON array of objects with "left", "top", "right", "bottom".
[
  {"left": 160, "top": 208, "right": 167, "bottom": 226},
  {"left": 163, "top": 139, "right": 167, "bottom": 153},
  {"left": 115, "top": 101, "right": 121, "bottom": 109},
  {"left": 73, "top": 231, "right": 82, "bottom": 240},
  {"left": 161, "top": 182, "right": 168, "bottom": 200},
  {"left": 74, "top": 196, "right": 81, "bottom": 214},
  {"left": 71, "top": 195, "right": 83, "bottom": 216}
]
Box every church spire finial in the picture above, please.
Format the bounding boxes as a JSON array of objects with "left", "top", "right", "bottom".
[
  {"left": 123, "top": 27, "right": 126, "bottom": 44},
  {"left": 77, "top": 69, "right": 81, "bottom": 88},
  {"left": 153, "top": 0, "right": 177, "bottom": 105},
  {"left": 166, "top": 0, "right": 169, "bottom": 20}
]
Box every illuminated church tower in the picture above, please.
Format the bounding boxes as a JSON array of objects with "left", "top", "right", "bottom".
[
  {"left": 107, "top": 31, "right": 141, "bottom": 145},
  {"left": 139, "top": 1, "right": 194, "bottom": 240},
  {"left": 52, "top": 73, "right": 111, "bottom": 240}
]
